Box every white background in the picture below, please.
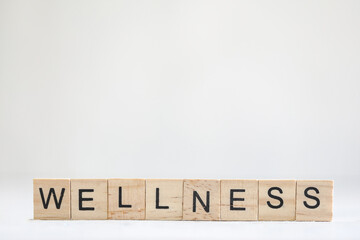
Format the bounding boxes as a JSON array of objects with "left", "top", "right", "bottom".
[{"left": 0, "top": 0, "right": 359, "bottom": 239}]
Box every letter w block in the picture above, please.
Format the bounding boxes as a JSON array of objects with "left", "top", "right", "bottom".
[{"left": 33, "top": 179, "right": 70, "bottom": 220}]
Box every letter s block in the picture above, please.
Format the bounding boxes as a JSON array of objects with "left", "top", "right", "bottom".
[
  {"left": 33, "top": 179, "right": 71, "bottom": 220},
  {"left": 296, "top": 180, "right": 333, "bottom": 221},
  {"left": 258, "top": 180, "right": 296, "bottom": 221}
]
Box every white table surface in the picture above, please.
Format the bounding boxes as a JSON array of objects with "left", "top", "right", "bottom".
[{"left": 1, "top": 175, "right": 359, "bottom": 240}]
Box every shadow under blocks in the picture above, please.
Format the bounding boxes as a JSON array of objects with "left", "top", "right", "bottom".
[{"left": 33, "top": 179, "right": 333, "bottom": 221}]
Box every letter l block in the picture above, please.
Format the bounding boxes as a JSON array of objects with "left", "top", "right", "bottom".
[
  {"left": 146, "top": 179, "right": 183, "bottom": 220},
  {"left": 108, "top": 179, "right": 145, "bottom": 220}
]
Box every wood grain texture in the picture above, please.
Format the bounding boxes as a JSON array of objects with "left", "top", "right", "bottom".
[
  {"left": 108, "top": 179, "right": 145, "bottom": 220},
  {"left": 258, "top": 180, "right": 296, "bottom": 221},
  {"left": 146, "top": 179, "right": 183, "bottom": 220},
  {"left": 183, "top": 179, "right": 220, "bottom": 221},
  {"left": 220, "top": 180, "right": 258, "bottom": 221},
  {"left": 296, "top": 180, "right": 333, "bottom": 221},
  {"left": 71, "top": 179, "right": 107, "bottom": 220},
  {"left": 33, "top": 179, "right": 70, "bottom": 220}
]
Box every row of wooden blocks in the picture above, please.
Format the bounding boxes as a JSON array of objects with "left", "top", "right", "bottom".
[{"left": 34, "top": 179, "right": 333, "bottom": 221}]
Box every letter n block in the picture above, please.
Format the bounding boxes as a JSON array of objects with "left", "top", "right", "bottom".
[
  {"left": 220, "top": 180, "right": 258, "bottom": 220},
  {"left": 296, "top": 180, "right": 333, "bottom": 221},
  {"left": 71, "top": 179, "right": 108, "bottom": 220},
  {"left": 108, "top": 179, "right": 145, "bottom": 220},
  {"left": 33, "top": 179, "right": 70, "bottom": 220},
  {"left": 258, "top": 180, "right": 296, "bottom": 221},
  {"left": 146, "top": 179, "right": 183, "bottom": 220},
  {"left": 183, "top": 179, "right": 220, "bottom": 221}
]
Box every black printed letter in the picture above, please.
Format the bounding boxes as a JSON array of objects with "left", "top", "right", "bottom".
[
  {"left": 193, "top": 191, "right": 210, "bottom": 212},
  {"left": 230, "top": 189, "right": 245, "bottom": 211},
  {"left": 267, "top": 187, "right": 283, "bottom": 209},
  {"left": 156, "top": 188, "right": 169, "bottom": 209},
  {"left": 118, "top": 187, "right": 132, "bottom": 208},
  {"left": 39, "top": 188, "right": 65, "bottom": 209},
  {"left": 79, "top": 189, "right": 95, "bottom": 211},
  {"left": 303, "top": 187, "right": 320, "bottom": 209}
]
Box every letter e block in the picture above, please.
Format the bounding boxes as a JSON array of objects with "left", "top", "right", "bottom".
[
  {"left": 108, "top": 179, "right": 145, "bottom": 220},
  {"left": 33, "top": 179, "right": 70, "bottom": 220},
  {"left": 296, "top": 180, "right": 333, "bottom": 221},
  {"left": 146, "top": 179, "right": 183, "bottom": 220},
  {"left": 183, "top": 179, "right": 220, "bottom": 221},
  {"left": 258, "top": 180, "right": 296, "bottom": 221},
  {"left": 220, "top": 180, "right": 258, "bottom": 221},
  {"left": 71, "top": 179, "right": 107, "bottom": 220}
]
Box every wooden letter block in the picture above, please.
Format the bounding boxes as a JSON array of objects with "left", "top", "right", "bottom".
[
  {"left": 296, "top": 180, "right": 333, "bottom": 221},
  {"left": 220, "top": 180, "right": 258, "bottom": 221},
  {"left": 71, "top": 179, "right": 107, "bottom": 220},
  {"left": 33, "top": 179, "right": 70, "bottom": 220},
  {"left": 183, "top": 179, "right": 220, "bottom": 221},
  {"left": 258, "top": 180, "right": 296, "bottom": 221},
  {"left": 146, "top": 179, "right": 183, "bottom": 220},
  {"left": 108, "top": 179, "right": 145, "bottom": 220}
]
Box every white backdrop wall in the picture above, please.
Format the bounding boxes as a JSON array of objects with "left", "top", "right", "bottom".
[{"left": 0, "top": 0, "right": 359, "bottom": 180}]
